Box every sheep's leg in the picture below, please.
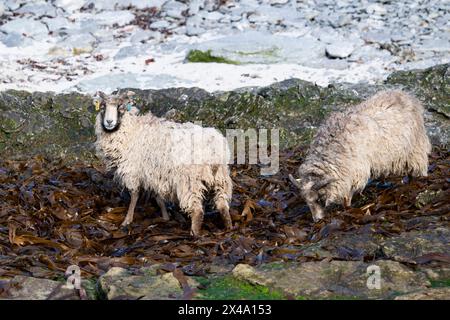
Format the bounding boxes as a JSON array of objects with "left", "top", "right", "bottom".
[
  {"left": 215, "top": 197, "right": 232, "bottom": 230},
  {"left": 213, "top": 165, "right": 233, "bottom": 230},
  {"left": 156, "top": 195, "right": 170, "bottom": 221},
  {"left": 177, "top": 177, "right": 206, "bottom": 236},
  {"left": 121, "top": 190, "right": 139, "bottom": 227},
  {"left": 190, "top": 207, "right": 204, "bottom": 237},
  {"left": 343, "top": 195, "right": 352, "bottom": 208}
]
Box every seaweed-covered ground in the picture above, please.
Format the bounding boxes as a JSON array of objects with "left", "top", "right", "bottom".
[
  {"left": 0, "top": 146, "right": 448, "bottom": 300},
  {"left": 0, "top": 64, "right": 448, "bottom": 299}
]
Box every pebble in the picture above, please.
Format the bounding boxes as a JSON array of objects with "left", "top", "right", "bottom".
[
  {"left": 325, "top": 43, "right": 355, "bottom": 59},
  {"left": 15, "top": 2, "right": 58, "bottom": 17},
  {"left": 365, "top": 4, "right": 387, "bottom": 15},
  {"left": 0, "top": 3, "right": 5, "bottom": 17},
  {"left": 362, "top": 31, "right": 392, "bottom": 45},
  {"left": 0, "top": 18, "right": 48, "bottom": 38},
  {"left": 149, "top": 20, "right": 171, "bottom": 30}
]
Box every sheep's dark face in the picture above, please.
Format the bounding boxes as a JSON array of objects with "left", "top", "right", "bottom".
[
  {"left": 93, "top": 91, "right": 136, "bottom": 132},
  {"left": 300, "top": 180, "right": 325, "bottom": 222}
]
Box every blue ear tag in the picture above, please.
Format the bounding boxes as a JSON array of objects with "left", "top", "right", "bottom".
[{"left": 126, "top": 103, "right": 132, "bottom": 112}]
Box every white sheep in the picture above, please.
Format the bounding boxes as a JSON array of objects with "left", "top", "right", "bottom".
[
  {"left": 93, "top": 91, "right": 233, "bottom": 236},
  {"left": 290, "top": 90, "right": 431, "bottom": 221}
]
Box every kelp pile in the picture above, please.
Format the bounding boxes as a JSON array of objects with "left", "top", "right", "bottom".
[{"left": 0, "top": 147, "right": 448, "bottom": 280}]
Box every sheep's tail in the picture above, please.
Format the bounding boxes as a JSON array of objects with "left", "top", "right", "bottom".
[{"left": 289, "top": 174, "right": 301, "bottom": 189}]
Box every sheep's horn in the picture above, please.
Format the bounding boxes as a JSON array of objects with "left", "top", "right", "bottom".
[
  {"left": 94, "top": 91, "right": 106, "bottom": 99},
  {"left": 313, "top": 178, "right": 336, "bottom": 191},
  {"left": 289, "top": 174, "right": 301, "bottom": 189}
]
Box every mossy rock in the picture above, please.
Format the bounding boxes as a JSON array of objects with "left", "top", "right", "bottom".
[
  {"left": 194, "top": 275, "right": 287, "bottom": 300},
  {"left": 0, "top": 64, "right": 448, "bottom": 162},
  {"left": 186, "top": 49, "right": 240, "bottom": 64}
]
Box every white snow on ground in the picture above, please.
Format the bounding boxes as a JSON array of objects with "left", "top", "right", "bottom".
[{"left": 0, "top": 0, "right": 449, "bottom": 94}]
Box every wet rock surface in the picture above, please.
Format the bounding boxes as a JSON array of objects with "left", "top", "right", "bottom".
[
  {"left": 0, "top": 64, "right": 448, "bottom": 161},
  {"left": 0, "top": 276, "right": 79, "bottom": 300},
  {"left": 232, "top": 260, "right": 430, "bottom": 299},
  {"left": 395, "top": 288, "right": 450, "bottom": 300},
  {"left": 99, "top": 266, "right": 198, "bottom": 300}
]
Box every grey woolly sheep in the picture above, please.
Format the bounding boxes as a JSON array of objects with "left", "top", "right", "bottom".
[
  {"left": 291, "top": 90, "right": 431, "bottom": 221},
  {"left": 93, "top": 91, "right": 233, "bottom": 236}
]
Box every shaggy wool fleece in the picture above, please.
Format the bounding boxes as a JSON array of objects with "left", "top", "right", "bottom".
[{"left": 297, "top": 90, "right": 431, "bottom": 221}]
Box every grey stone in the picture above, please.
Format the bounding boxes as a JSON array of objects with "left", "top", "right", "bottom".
[
  {"left": 269, "top": 0, "right": 290, "bottom": 5},
  {"left": 98, "top": 266, "right": 198, "bottom": 300},
  {"left": 186, "top": 25, "right": 206, "bottom": 36},
  {"left": 53, "top": 0, "right": 84, "bottom": 12},
  {"left": 232, "top": 260, "right": 429, "bottom": 299},
  {"left": 329, "top": 15, "right": 352, "bottom": 28},
  {"left": 395, "top": 288, "right": 450, "bottom": 300},
  {"left": 191, "top": 31, "right": 325, "bottom": 64},
  {"left": 325, "top": 43, "right": 355, "bottom": 59},
  {"left": 0, "top": 32, "right": 25, "bottom": 47},
  {"left": 380, "top": 228, "right": 450, "bottom": 263},
  {"left": 419, "top": 39, "right": 450, "bottom": 52},
  {"left": 94, "top": 10, "right": 135, "bottom": 27},
  {"left": 130, "top": 29, "right": 160, "bottom": 43},
  {"left": 202, "top": 11, "right": 224, "bottom": 21},
  {"left": 41, "top": 16, "right": 71, "bottom": 33},
  {"left": 15, "top": 1, "right": 58, "bottom": 17},
  {"left": 149, "top": 20, "right": 171, "bottom": 30},
  {"left": 188, "top": 0, "right": 202, "bottom": 16},
  {"left": 75, "top": 72, "right": 191, "bottom": 93},
  {"left": 57, "top": 33, "right": 97, "bottom": 52},
  {"left": 162, "top": 0, "right": 188, "bottom": 20},
  {"left": 115, "top": 0, "right": 165, "bottom": 10},
  {"left": 0, "top": 18, "right": 48, "bottom": 38},
  {"left": 3, "top": 0, "right": 22, "bottom": 11},
  {"left": 362, "top": 31, "right": 392, "bottom": 45},
  {"left": 1, "top": 276, "right": 79, "bottom": 300},
  {"left": 114, "top": 44, "right": 150, "bottom": 60},
  {"left": 365, "top": 3, "right": 387, "bottom": 15}
]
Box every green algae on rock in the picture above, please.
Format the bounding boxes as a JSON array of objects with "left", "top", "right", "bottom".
[{"left": 186, "top": 49, "right": 240, "bottom": 64}]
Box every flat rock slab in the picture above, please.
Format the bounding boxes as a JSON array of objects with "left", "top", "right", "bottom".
[
  {"left": 232, "top": 260, "right": 430, "bottom": 299},
  {"left": 380, "top": 227, "right": 450, "bottom": 263},
  {"left": 0, "top": 276, "right": 79, "bottom": 300},
  {"left": 99, "top": 266, "right": 198, "bottom": 300},
  {"left": 395, "top": 288, "right": 450, "bottom": 300},
  {"left": 297, "top": 226, "right": 450, "bottom": 264}
]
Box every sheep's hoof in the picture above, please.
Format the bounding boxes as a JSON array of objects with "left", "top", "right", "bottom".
[
  {"left": 312, "top": 215, "right": 325, "bottom": 223},
  {"left": 224, "top": 221, "right": 233, "bottom": 231},
  {"left": 190, "top": 229, "right": 202, "bottom": 237},
  {"left": 190, "top": 224, "right": 203, "bottom": 237},
  {"left": 120, "top": 219, "right": 132, "bottom": 228}
]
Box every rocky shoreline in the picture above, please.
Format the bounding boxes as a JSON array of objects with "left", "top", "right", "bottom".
[{"left": 1, "top": 0, "right": 449, "bottom": 92}]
